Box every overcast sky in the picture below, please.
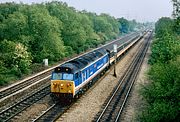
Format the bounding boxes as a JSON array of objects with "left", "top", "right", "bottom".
[{"left": 1, "top": 0, "right": 173, "bottom": 22}]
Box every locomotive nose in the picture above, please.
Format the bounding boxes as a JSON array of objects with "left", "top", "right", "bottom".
[{"left": 51, "top": 80, "right": 75, "bottom": 97}]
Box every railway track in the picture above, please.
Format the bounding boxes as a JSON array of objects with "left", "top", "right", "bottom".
[
  {"left": 0, "top": 72, "right": 51, "bottom": 100},
  {"left": 32, "top": 102, "right": 72, "bottom": 122},
  {"left": 94, "top": 31, "right": 152, "bottom": 122},
  {"left": 0, "top": 84, "right": 50, "bottom": 122}
]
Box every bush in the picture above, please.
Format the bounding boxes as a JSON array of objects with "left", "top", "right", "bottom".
[
  {"left": 140, "top": 17, "right": 180, "bottom": 121},
  {"left": 141, "top": 57, "right": 180, "bottom": 121}
]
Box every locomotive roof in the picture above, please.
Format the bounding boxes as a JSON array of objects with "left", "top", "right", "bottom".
[{"left": 56, "top": 49, "right": 107, "bottom": 73}]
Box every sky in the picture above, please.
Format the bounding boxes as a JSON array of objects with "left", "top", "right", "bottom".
[{"left": 0, "top": 0, "right": 173, "bottom": 22}]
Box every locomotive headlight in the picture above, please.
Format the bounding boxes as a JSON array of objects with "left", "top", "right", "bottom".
[
  {"left": 60, "top": 84, "right": 64, "bottom": 87},
  {"left": 53, "top": 83, "right": 57, "bottom": 88},
  {"left": 67, "top": 83, "right": 71, "bottom": 87}
]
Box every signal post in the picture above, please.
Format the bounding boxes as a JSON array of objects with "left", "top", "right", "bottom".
[{"left": 113, "top": 44, "right": 117, "bottom": 77}]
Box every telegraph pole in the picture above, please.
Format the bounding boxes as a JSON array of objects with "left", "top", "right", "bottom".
[{"left": 113, "top": 44, "right": 117, "bottom": 77}]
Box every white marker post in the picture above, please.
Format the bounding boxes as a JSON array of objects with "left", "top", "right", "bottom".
[
  {"left": 43, "top": 59, "right": 48, "bottom": 66},
  {"left": 113, "top": 44, "right": 117, "bottom": 77}
]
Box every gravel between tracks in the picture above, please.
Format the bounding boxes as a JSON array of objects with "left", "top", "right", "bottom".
[{"left": 56, "top": 38, "right": 145, "bottom": 122}]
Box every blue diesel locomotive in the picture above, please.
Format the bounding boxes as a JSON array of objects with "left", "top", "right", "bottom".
[{"left": 51, "top": 49, "right": 109, "bottom": 99}]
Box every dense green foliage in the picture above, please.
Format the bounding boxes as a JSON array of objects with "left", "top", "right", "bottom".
[
  {"left": 0, "top": 1, "right": 139, "bottom": 85},
  {"left": 140, "top": 17, "right": 180, "bottom": 122},
  {"left": 0, "top": 40, "right": 32, "bottom": 84}
]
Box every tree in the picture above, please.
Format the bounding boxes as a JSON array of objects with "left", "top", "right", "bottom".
[
  {"left": 0, "top": 40, "right": 32, "bottom": 77},
  {"left": 129, "top": 19, "right": 137, "bottom": 31},
  {"left": 149, "top": 31, "right": 180, "bottom": 64},
  {"left": 172, "top": 0, "right": 180, "bottom": 18},
  {"left": 46, "top": 2, "right": 87, "bottom": 53},
  {"left": 172, "top": 0, "right": 180, "bottom": 34},
  {"left": 155, "top": 17, "right": 174, "bottom": 38},
  {"left": 117, "top": 17, "right": 130, "bottom": 33},
  {"left": 13, "top": 43, "right": 32, "bottom": 74},
  {"left": 2, "top": 12, "right": 28, "bottom": 41},
  {"left": 26, "top": 5, "right": 65, "bottom": 62},
  {"left": 0, "top": 2, "right": 19, "bottom": 21}
]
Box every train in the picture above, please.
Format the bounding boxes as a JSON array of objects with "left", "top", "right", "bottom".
[{"left": 50, "top": 32, "right": 144, "bottom": 101}]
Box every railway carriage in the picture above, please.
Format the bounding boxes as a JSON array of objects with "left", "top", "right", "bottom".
[{"left": 51, "top": 49, "right": 109, "bottom": 99}]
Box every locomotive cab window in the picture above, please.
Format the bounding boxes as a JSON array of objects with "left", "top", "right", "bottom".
[
  {"left": 52, "top": 73, "right": 62, "bottom": 80},
  {"left": 63, "top": 73, "right": 73, "bottom": 80},
  {"left": 52, "top": 72, "right": 73, "bottom": 80}
]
